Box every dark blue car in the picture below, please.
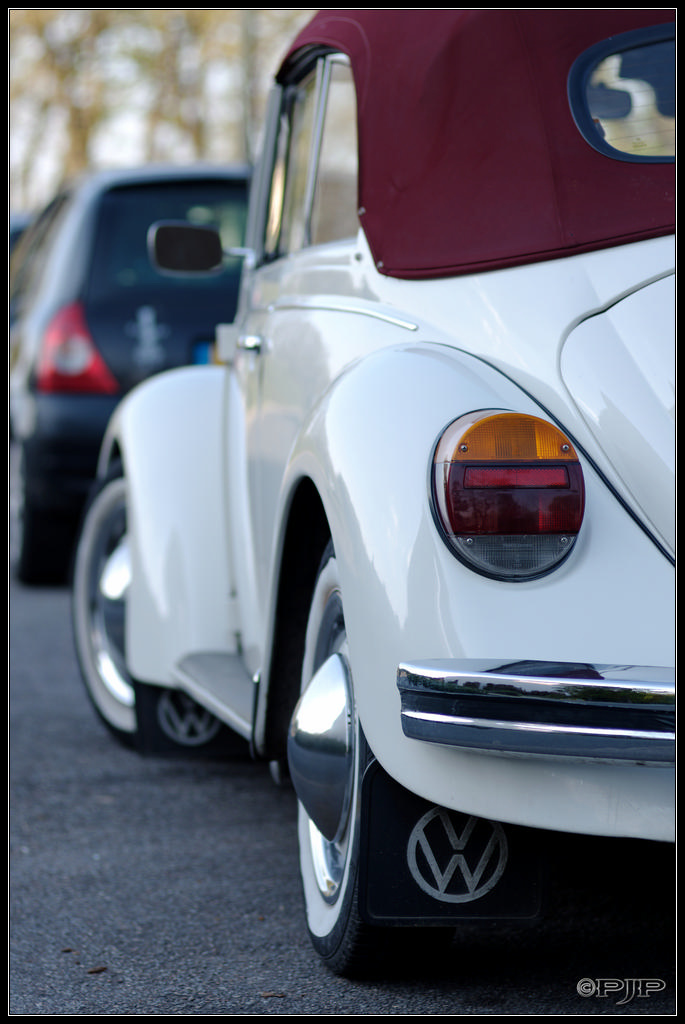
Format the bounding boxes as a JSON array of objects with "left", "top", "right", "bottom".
[{"left": 10, "top": 164, "right": 249, "bottom": 583}]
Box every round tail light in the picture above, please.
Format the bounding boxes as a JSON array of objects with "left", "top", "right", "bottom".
[{"left": 431, "top": 411, "right": 585, "bottom": 580}]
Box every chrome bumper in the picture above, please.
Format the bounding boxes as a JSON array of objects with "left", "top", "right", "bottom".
[{"left": 397, "top": 661, "right": 674, "bottom": 765}]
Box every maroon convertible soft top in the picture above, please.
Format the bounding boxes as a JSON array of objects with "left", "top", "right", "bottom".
[{"left": 279, "top": 9, "right": 675, "bottom": 279}]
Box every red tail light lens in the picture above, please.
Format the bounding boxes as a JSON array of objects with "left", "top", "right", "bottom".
[
  {"left": 432, "top": 411, "right": 585, "bottom": 580},
  {"left": 36, "top": 302, "right": 118, "bottom": 394}
]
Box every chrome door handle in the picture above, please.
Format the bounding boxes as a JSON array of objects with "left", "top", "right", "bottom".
[{"left": 237, "top": 334, "right": 263, "bottom": 353}]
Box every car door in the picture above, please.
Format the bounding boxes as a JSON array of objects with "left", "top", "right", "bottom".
[{"left": 227, "top": 53, "right": 359, "bottom": 675}]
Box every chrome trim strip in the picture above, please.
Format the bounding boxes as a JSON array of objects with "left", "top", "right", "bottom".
[
  {"left": 397, "top": 660, "right": 674, "bottom": 765},
  {"left": 402, "top": 710, "right": 672, "bottom": 743},
  {"left": 270, "top": 300, "right": 418, "bottom": 331},
  {"left": 398, "top": 660, "right": 675, "bottom": 702}
]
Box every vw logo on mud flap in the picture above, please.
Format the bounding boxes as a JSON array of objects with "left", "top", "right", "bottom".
[
  {"left": 157, "top": 691, "right": 222, "bottom": 746},
  {"left": 407, "top": 808, "right": 508, "bottom": 903}
]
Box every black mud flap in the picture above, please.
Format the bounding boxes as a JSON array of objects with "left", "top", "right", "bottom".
[
  {"left": 134, "top": 682, "right": 249, "bottom": 759},
  {"left": 358, "top": 758, "right": 544, "bottom": 925}
]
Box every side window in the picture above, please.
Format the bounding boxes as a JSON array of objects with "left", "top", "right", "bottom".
[
  {"left": 280, "top": 72, "right": 319, "bottom": 253},
  {"left": 310, "top": 59, "right": 359, "bottom": 245},
  {"left": 264, "top": 71, "right": 318, "bottom": 258},
  {"left": 263, "top": 54, "right": 358, "bottom": 260},
  {"left": 263, "top": 109, "right": 290, "bottom": 256}
]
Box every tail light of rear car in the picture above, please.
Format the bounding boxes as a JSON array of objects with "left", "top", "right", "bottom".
[
  {"left": 36, "top": 302, "right": 119, "bottom": 394},
  {"left": 431, "top": 411, "right": 585, "bottom": 580}
]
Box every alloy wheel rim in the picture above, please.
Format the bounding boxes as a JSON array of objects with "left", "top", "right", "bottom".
[{"left": 86, "top": 486, "right": 135, "bottom": 710}]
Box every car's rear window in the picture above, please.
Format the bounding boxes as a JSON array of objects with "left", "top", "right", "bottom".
[
  {"left": 569, "top": 24, "right": 675, "bottom": 162},
  {"left": 87, "top": 179, "right": 248, "bottom": 305}
]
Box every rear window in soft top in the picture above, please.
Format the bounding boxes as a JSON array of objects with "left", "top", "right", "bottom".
[{"left": 569, "top": 23, "right": 675, "bottom": 162}]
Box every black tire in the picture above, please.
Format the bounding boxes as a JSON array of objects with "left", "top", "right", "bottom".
[
  {"left": 15, "top": 446, "right": 76, "bottom": 585},
  {"left": 71, "top": 467, "right": 239, "bottom": 756}
]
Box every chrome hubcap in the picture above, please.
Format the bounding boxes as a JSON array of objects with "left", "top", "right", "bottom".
[
  {"left": 295, "top": 578, "right": 357, "bottom": 905},
  {"left": 288, "top": 652, "right": 355, "bottom": 844}
]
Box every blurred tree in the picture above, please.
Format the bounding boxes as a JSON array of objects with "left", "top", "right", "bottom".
[
  {"left": 10, "top": 9, "right": 113, "bottom": 203},
  {"left": 9, "top": 9, "right": 314, "bottom": 211}
]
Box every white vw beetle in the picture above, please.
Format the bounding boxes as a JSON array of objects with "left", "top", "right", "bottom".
[{"left": 72, "top": 10, "right": 674, "bottom": 975}]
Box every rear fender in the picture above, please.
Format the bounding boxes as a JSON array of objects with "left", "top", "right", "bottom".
[
  {"left": 257, "top": 341, "right": 536, "bottom": 746},
  {"left": 99, "top": 366, "right": 237, "bottom": 686},
  {"left": 266, "top": 343, "right": 674, "bottom": 835}
]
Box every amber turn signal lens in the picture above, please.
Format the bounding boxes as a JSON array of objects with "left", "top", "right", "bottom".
[{"left": 432, "top": 411, "right": 585, "bottom": 580}]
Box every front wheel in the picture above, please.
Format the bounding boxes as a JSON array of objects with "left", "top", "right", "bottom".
[{"left": 71, "top": 468, "right": 234, "bottom": 755}]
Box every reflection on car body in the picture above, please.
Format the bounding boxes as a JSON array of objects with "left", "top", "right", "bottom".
[{"left": 71, "top": 10, "right": 674, "bottom": 978}]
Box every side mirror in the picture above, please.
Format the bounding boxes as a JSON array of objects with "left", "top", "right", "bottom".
[{"left": 148, "top": 221, "right": 224, "bottom": 274}]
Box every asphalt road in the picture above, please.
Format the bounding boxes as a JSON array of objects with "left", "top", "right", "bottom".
[{"left": 9, "top": 487, "right": 676, "bottom": 1014}]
